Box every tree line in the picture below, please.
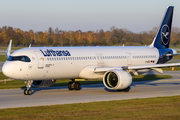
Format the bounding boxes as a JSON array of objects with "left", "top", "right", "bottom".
[{"left": 0, "top": 26, "right": 180, "bottom": 47}]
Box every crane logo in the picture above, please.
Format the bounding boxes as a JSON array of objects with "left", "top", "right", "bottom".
[{"left": 161, "top": 24, "right": 170, "bottom": 45}]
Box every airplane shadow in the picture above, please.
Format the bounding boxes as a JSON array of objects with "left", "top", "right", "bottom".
[
  {"left": 21, "top": 86, "right": 68, "bottom": 95},
  {"left": 21, "top": 84, "right": 106, "bottom": 95}
]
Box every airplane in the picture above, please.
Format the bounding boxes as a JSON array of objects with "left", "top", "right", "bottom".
[{"left": 2, "top": 6, "right": 180, "bottom": 95}]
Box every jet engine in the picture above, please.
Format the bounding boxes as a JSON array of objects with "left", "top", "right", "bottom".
[
  {"left": 32, "top": 80, "right": 56, "bottom": 87},
  {"left": 103, "top": 69, "right": 132, "bottom": 90}
]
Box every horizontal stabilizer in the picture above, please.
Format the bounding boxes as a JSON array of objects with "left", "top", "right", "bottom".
[{"left": 165, "top": 53, "right": 180, "bottom": 56}]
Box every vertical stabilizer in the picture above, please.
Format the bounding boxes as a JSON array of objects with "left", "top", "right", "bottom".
[{"left": 150, "top": 6, "right": 174, "bottom": 49}]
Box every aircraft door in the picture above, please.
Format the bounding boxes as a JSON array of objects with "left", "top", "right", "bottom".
[
  {"left": 34, "top": 51, "right": 44, "bottom": 69},
  {"left": 126, "top": 52, "right": 131, "bottom": 65},
  {"left": 96, "top": 53, "right": 103, "bottom": 65}
]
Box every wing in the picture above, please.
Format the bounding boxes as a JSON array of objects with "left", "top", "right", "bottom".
[
  {"left": 94, "top": 63, "right": 180, "bottom": 75},
  {"left": 127, "top": 63, "right": 180, "bottom": 70}
]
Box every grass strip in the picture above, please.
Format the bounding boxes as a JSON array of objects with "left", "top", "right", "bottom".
[
  {"left": 0, "top": 55, "right": 7, "bottom": 62},
  {"left": 0, "top": 72, "right": 8, "bottom": 80},
  {"left": 0, "top": 96, "right": 180, "bottom": 120}
]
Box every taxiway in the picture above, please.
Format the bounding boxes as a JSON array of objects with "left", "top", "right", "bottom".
[{"left": 0, "top": 74, "right": 180, "bottom": 109}]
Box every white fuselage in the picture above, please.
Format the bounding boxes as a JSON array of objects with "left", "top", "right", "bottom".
[{"left": 2, "top": 46, "right": 159, "bottom": 81}]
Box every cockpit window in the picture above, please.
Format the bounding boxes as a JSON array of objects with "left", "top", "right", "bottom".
[{"left": 7, "top": 56, "right": 31, "bottom": 62}]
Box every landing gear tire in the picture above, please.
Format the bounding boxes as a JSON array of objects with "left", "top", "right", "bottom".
[
  {"left": 24, "top": 89, "right": 32, "bottom": 95},
  {"left": 24, "top": 89, "right": 28, "bottom": 95},
  {"left": 24, "top": 80, "right": 33, "bottom": 95},
  {"left": 124, "top": 87, "right": 130, "bottom": 92},
  {"left": 74, "top": 82, "right": 81, "bottom": 90},
  {"left": 68, "top": 82, "right": 74, "bottom": 90},
  {"left": 68, "top": 81, "right": 81, "bottom": 90},
  {"left": 28, "top": 89, "right": 32, "bottom": 95}
]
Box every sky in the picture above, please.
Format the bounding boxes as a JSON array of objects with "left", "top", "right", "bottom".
[{"left": 1, "top": 0, "right": 180, "bottom": 33}]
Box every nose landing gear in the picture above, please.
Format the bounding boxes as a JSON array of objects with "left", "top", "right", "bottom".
[{"left": 24, "top": 80, "right": 33, "bottom": 95}]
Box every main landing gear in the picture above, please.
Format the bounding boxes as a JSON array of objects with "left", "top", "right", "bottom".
[
  {"left": 24, "top": 80, "right": 33, "bottom": 95},
  {"left": 68, "top": 79, "right": 81, "bottom": 90}
]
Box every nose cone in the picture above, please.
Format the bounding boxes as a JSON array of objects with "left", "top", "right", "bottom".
[{"left": 2, "top": 62, "right": 13, "bottom": 78}]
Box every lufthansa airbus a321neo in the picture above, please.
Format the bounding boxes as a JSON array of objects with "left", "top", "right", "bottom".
[{"left": 2, "top": 6, "right": 180, "bottom": 95}]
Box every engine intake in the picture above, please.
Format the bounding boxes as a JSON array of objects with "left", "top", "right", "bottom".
[{"left": 103, "top": 69, "right": 132, "bottom": 90}]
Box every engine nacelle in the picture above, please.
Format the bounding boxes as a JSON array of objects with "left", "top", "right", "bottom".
[
  {"left": 32, "top": 80, "right": 56, "bottom": 87},
  {"left": 103, "top": 69, "right": 132, "bottom": 90}
]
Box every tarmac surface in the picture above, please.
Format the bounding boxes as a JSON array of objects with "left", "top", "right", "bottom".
[{"left": 0, "top": 71, "right": 180, "bottom": 109}]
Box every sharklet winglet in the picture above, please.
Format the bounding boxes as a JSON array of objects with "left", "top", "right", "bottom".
[{"left": 6, "top": 40, "right": 12, "bottom": 58}]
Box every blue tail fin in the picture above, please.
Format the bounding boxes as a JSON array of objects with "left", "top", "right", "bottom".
[{"left": 150, "top": 6, "right": 174, "bottom": 49}]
